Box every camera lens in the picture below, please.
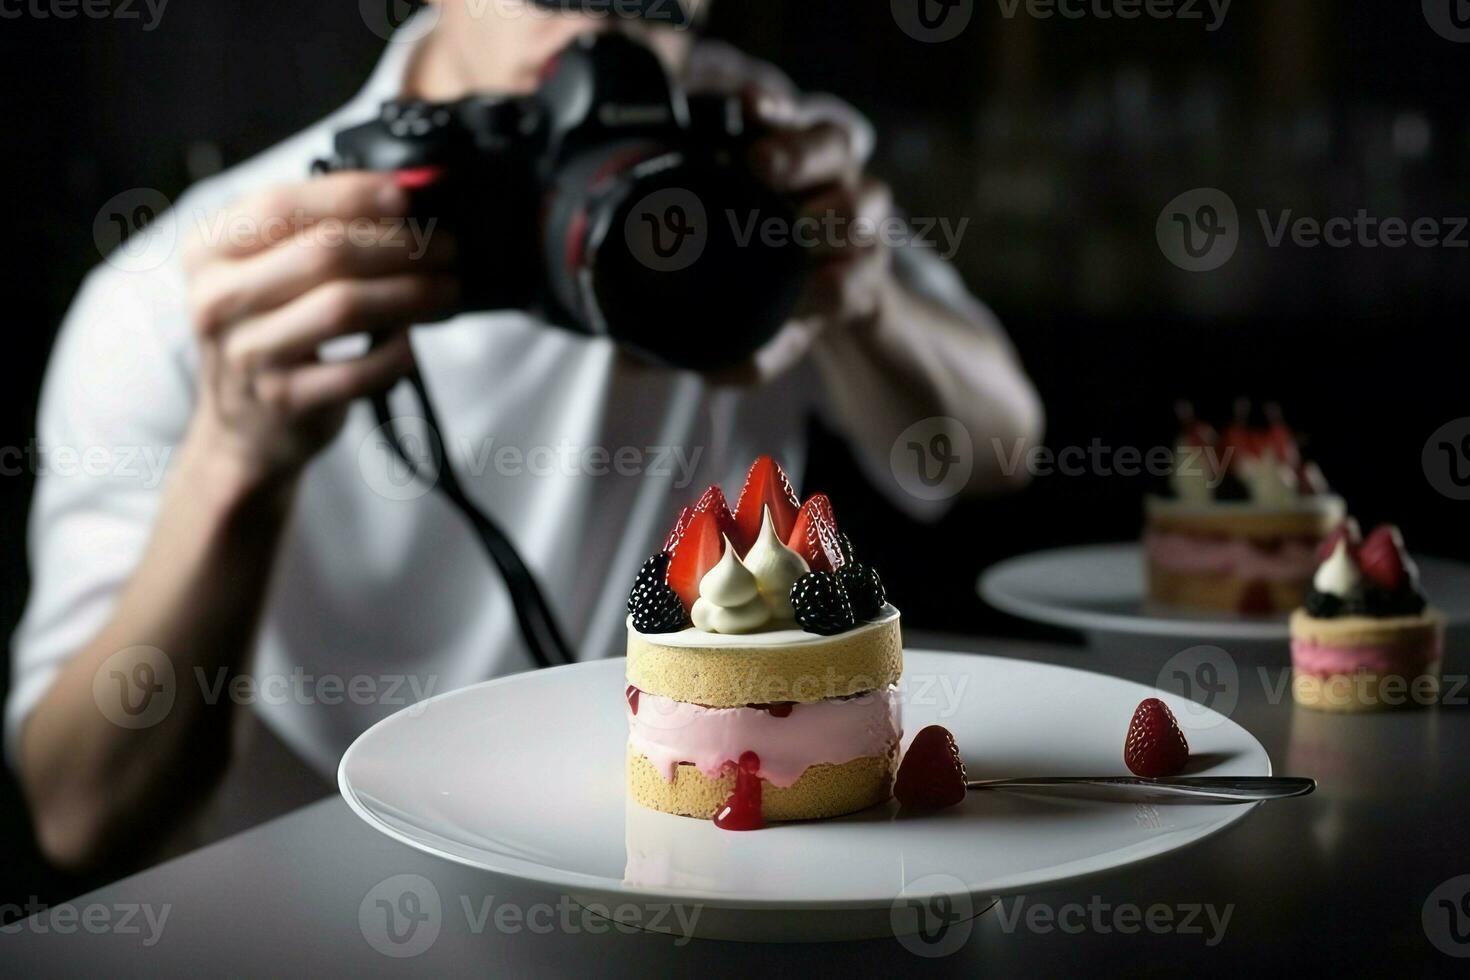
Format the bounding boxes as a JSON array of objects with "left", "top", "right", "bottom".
[{"left": 543, "top": 142, "right": 803, "bottom": 371}]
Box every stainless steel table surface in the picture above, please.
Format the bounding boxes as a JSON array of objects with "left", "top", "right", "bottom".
[{"left": 8, "top": 631, "right": 1468, "bottom": 976}]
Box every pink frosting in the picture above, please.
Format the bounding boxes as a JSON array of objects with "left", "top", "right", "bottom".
[
  {"left": 627, "top": 687, "right": 902, "bottom": 788},
  {"left": 1145, "top": 531, "right": 1320, "bottom": 582},
  {"left": 1291, "top": 637, "right": 1441, "bottom": 677}
]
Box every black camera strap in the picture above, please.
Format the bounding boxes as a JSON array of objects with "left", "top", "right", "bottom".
[{"left": 369, "top": 373, "right": 577, "bottom": 671}]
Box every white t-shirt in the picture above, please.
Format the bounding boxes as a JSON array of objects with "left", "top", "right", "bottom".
[{"left": 6, "top": 30, "right": 981, "bottom": 779}]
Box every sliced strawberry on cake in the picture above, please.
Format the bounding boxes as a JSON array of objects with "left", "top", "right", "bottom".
[
  {"left": 787, "top": 494, "right": 847, "bottom": 573},
  {"left": 666, "top": 509, "right": 726, "bottom": 612},
  {"left": 733, "top": 456, "right": 800, "bottom": 555},
  {"left": 663, "top": 506, "right": 695, "bottom": 552},
  {"left": 692, "top": 485, "right": 740, "bottom": 546},
  {"left": 1357, "top": 524, "right": 1415, "bottom": 594}
]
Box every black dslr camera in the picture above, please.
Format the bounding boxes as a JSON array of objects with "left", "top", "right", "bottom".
[{"left": 314, "top": 32, "right": 802, "bottom": 371}]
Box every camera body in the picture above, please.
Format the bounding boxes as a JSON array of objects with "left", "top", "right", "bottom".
[{"left": 315, "top": 33, "right": 802, "bottom": 371}]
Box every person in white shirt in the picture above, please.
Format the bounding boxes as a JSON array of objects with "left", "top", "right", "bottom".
[{"left": 8, "top": 0, "right": 1042, "bottom": 872}]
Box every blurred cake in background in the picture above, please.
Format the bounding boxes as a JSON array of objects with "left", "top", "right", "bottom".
[
  {"left": 1144, "top": 400, "right": 1345, "bottom": 615},
  {"left": 1290, "top": 522, "right": 1443, "bottom": 712}
]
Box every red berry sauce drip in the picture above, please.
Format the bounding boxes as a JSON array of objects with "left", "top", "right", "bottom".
[
  {"left": 713, "top": 751, "right": 764, "bottom": 831},
  {"left": 625, "top": 685, "right": 640, "bottom": 716},
  {"left": 750, "top": 702, "right": 794, "bottom": 718}
]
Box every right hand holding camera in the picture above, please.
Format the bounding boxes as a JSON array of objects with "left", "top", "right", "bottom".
[{"left": 183, "top": 172, "right": 459, "bottom": 491}]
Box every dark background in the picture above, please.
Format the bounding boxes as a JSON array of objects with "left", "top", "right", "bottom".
[{"left": 3, "top": 0, "right": 1468, "bottom": 916}]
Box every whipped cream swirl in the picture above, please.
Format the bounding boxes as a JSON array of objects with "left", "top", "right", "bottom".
[
  {"left": 1236, "top": 454, "right": 1298, "bottom": 507},
  {"left": 741, "top": 508, "right": 810, "bottom": 623},
  {"left": 691, "top": 536, "right": 771, "bottom": 634},
  {"left": 1169, "top": 441, "right": 1215, "bottom": 505},
  {"left": 1313, "top": 540, "right": 1361, "bottom": 597},
  {"left": 690, "top": 508, "right": 812, "bottom": 634}
]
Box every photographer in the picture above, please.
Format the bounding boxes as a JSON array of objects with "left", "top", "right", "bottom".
[{"left": 7, "top": 0, "right": 1041, "bottom": 872}]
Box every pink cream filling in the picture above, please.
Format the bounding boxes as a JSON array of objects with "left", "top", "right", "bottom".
[
  {"left": 1291, "top": 637, "right": 1442, "bottom": 677},
  {"left": 1145, "top": 531, "right": 1321, "bottom": 582},
  {"left": 627, "top": 687, "right": 902, "bottom": 788}
]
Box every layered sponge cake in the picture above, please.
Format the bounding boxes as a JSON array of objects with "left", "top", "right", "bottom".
[
  {"left": 1291, "top": 522, "right": 1443, "bottom": 712},
  {"left": 624, "top": 456, "right": 902, "bottom": 830},
  {"left": 1145, "top": 400, "right": 1344, "bottom": 615}
]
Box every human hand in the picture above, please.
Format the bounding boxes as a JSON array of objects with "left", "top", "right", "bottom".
[
  {"left": 183, "top": 173, "right": 459, "bottom": 490},
  {"left": 713, "top": 88, "right": 895, "bottom": 386}
]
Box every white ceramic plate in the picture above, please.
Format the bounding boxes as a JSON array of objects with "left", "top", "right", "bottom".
[
  {"left": 980, "top": 543, "right": 1470, "bottom": 643},
  {"left": 339, "top": 651, "right": 1270, "bottom": 942}
]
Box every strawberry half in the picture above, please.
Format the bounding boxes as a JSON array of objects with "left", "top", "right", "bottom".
[
  {"left": 894, "top": 725, "right": 968, "bottom": 811},
  {"left": 693, "top": 485, "right": 739, "bottom": 544},
  {"left": 663, "top": 506, "right": 695, "bottom": 553},
  {"left": 1358, "top": 524, "right": 1415, "bottom": 594},
  {"left": 788, "top": 494, "right": 846, "bottom": 572},
  {"left": 1262, "top": 403, "right": 1302, "bottom": 468},
  {"left": 1316, "top": 517, "right": 1362, "bottom": 563},
  {"left": 1174, "top": 401, "right": 1217, "bottom": 448},
  {"left": 1221, "top": 397, "right": 1264, "bottom": 462},
  {"left": 1124, "top": 699, "right": 1190, "bottom": 778},
  {"left": 733, "top": 456, "right": 800, "bottom": 555},
  {"left": 666, "top": 510, "right": 725, "bottom": 612}
]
